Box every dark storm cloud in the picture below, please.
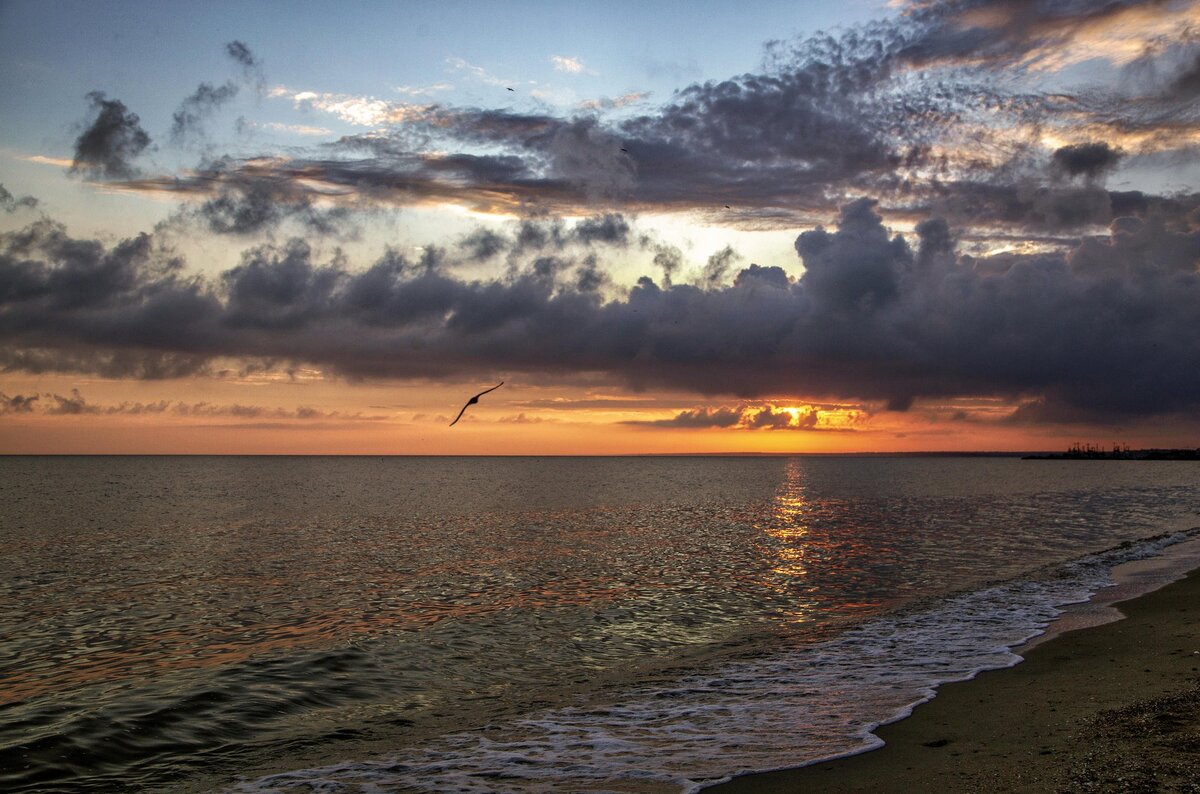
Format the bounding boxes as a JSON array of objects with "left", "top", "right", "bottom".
[
  {"left": 1051, "top": 142, "right": 1124, "bottom": 179},
  {"left": 5, "top": 198, "right": 1199, "bottom": 418},
  {"left": 70, "top": 92, "right": 152, "bottom": 180},
  {"left": 795, "top": 197, "right": 910, "bottom": 310},
  {"left": 171, "top": 82, "right": 239, "bottom": 143},
  {"left": 221, "top": 239, "right": 345, "bottom": 328},
  {"left": 0, "top": 217, "right": 219, "bottom": 378}
]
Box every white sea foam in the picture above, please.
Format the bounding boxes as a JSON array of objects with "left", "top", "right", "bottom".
[{"left": 231, "top": 530, "right": 1197, "bottom": 794}]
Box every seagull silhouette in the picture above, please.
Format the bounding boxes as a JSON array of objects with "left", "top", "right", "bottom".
[{"left": 449, "top": 382, "right": 504, "bottom": 427}]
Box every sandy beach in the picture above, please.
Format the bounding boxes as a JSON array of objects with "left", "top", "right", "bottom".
[{"left": 707, "top": 565, "right": 1200, "bottom": 793}]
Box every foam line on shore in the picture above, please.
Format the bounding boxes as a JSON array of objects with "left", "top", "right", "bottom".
[
  {"left": 706, "top": 527, "right": 1200, "bottom": 793},
  {"left": 231, "top": 528, "right": 1200, "bottom": 793}
]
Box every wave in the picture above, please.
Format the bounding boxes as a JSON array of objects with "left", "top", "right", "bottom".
[{"left": 229, "top": 528, "right": 1200, "bottom": 793}]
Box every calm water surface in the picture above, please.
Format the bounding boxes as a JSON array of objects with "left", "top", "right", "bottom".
[{"left": 1, "top": 456, "right": 1197, "bottom": 792}]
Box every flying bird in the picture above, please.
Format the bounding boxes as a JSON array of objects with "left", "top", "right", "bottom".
[
  {"left": 507, "top": 87, "right": 515, "bottom": 91},
  {"left": 449, "top": 382, "right": 504, "bottom": 427}
]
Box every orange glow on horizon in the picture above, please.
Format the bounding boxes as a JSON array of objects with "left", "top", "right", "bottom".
[{"left": 2, "top": 373, "right": 1196, "bottom": 455}]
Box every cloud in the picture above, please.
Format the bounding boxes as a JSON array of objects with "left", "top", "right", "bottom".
[
  {"left": 198, "top": 178, "right": 353, "bottom": 237},
  {"left": 795, "top": 198, "right": 908, "bottom": 310},
  {"left": 171, "top": 82, "right": 239, "bottom": 144},
  {"left": 445, "top": 56, "right": 512, "bottom": 88},
  {"left": 515, "top": 396, "right": 690, "bottom": 411},
  {"left": 0, "top": 392, "right": 38, "bottom": 415},
  {"left": 578, "top": 92, "right": 650, "bottom": 111},
  {"left": 454, "top": 215, "right": 631, "bottom": 263},
  {"left": 1165, "top": 51, "right": 1200, "bottom": 100},
  {"left": 1051, "top": 142, "right": 1124, "bottom": 180},
  {"left": 627, "top": 403, "right": 828, "bottom": 431},
  {"left": 551, "top": 55, "right": 585, "bottom": 74},
  {"left": 226, "top": 40, "right": 259, "bottom": 71},
  {"left": 497, "top": 412, "right": 551, "bottom": 424},
  {"left": 117, "top": 105, "right": 638, "bottom": 216},
  {"left": 0, "top": 386, "right": 383, "bottom": 421},
  {"left": 44, "top": 389, "right": 101, "bottom": 414},
  {"left": 226, "top": 40, "right": 266, "bottom": 91},
  {"left": 277, "top": 88, "right": 436, "bottom": 127},
  {"left": 699, "top": 246, "right": 741, "bottom": 288},
  {"left": 896, "top": 0, "right": 1192, "bottom": 72},
  {"left": 78, "top": 1, "right": 1200, "bottom": 237},
  {"left": 6, "top": 196, "right": 1200, "bottom": 419},
  {"left": 637, "top": 406, "right": 744, "bottom": 428},
  {"left": 172, "top": 400, "right": 381, "bottom": 420},
  {"left": 0, "top": 184, "right": 38, "bottom": 213},
  {"left": 70, "top": 92, "right": 152, "bottom": 180},
  {"left": 572, "top": 213, "right": 630, "bottom": 245},
  {"left": 745, "top": 405, "right": 820, "bottom": 430},
  {"left": 546, "top": 118, "right": 635, "bottom": 198},
  {"left": 395, "top": 81, "right": 454, "bottom": 97},
  {"left": 22, "top": 155, "right": 75, "bottom": 169},
  {"left": 249, "top": 121, "right": 334, "bottom": 137},
  {"left": 148, "top": 159, "right": 359, "bottom": 236},
  {"left": 13, "top": 4, "right": 1200, "bottom": 429},
  {"left": 458, "top": 227, "right": 509, "bottom": 261}
]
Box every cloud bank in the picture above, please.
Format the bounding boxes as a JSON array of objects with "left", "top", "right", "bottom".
[
  {"left": 3, "top": 197, "right": 1198, "bottom": 419},
  {"left": 17, "top": 4, "right": 1200, "bottom": 435}
]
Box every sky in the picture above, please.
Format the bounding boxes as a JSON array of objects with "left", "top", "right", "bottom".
[{"left": 1, "top": 0, "right": 1200, "bottom": 454}]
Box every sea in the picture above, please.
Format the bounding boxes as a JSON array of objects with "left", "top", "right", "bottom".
[{"left": 2, "top": 455, "right": 1198, "bottom": 793}]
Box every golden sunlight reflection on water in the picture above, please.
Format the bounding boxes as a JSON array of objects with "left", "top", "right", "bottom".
[
  {"left": 754, "top": 458, "right": 822, "bottom": 624},
  {"left": 756, "top": 458, "right": 896, "bottom": 624}
]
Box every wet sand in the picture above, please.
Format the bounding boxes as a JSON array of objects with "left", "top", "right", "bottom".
[{"left": 707, "top": 567, "right": 1200, "bottom": 793}]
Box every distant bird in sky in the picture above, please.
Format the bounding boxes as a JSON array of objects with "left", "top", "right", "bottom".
[
  {"left": 724, "top": 204, "right": 731, "bottom": 209},
  {"left": 620, "top": 147, "right": 628, "bottom": 153},
  {"left": 507, "top": 87, "right": 515, "bottom": 91},
  {"left": 449, "top": 382, "right": 504, "bottom": 427}
]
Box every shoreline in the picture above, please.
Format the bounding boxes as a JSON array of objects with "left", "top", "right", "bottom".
[{"left": 705, "top": 542, "right": 1200, "bottom": 792}]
